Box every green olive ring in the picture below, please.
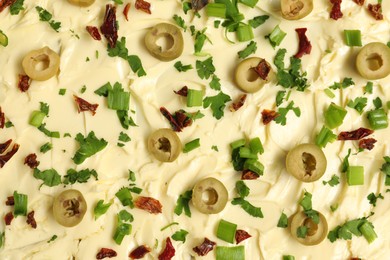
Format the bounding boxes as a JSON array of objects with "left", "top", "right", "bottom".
[
  {"left": 53, "top": 189, "right": 87, "bottom": 227},
  {"left": 234, "top": 57, "right": 272, "bottom": 93},
  {"left": 356, "top": 42, "right": 390, "bottom": 80},
  {"left": 290, "top": 211, "right": 328, "bottom": 245},
  {"left": 192, "top": 177, "right": 228, "bottom": 214},
  {"left": 286, "top": 143, "right": 327, "bottom": 182},
  {"left": 147, "top": 128, "right": 182, "bottom": 162},
  {"left": 22, "top": 46, "right": 60, "bottom": 81},
  {"left": 144, "top": 23, "right": 184, "bottom": 61},
  {"left": 67, "top": 0, "right": 95, "bottom": 7},
  {"left": 281, "top": 0, "right": 313, "bottom": 20}
]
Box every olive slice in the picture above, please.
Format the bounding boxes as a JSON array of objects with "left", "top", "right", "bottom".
[
  {"left": 356, "top": 42, "right": 390, "bottom": 80},
  {"left": 53, "top": 189, "right": 87, "bottom": 227},
  {"left": 192, "top": 177, "right": 228, "bottom": 214},
  {"left": 286, "top": 144, "right": 327, "bottom": 182},
  {"left": 147, "top": 128, "right": 181, "bottom": 162},
  {"left": 290, "top": 211, "right": 328, "bottom": 245},
  {"left": 281, "top": 0, "right": 313, "bottom": 20},
  {"left": 67, "top": 0, "right": 95, "bottom": 7},
  {"left": 144, "top": 23, "right": 184, "bottom": 61},
  {"left": 22, "top": 46, "right": 60, "bottom": 81},
  {"left": 234, "top": 57, "right": 272, "bottom": 93}
]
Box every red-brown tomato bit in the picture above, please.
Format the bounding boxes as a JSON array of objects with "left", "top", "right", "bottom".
[
  {"left": 100, "top": 4, "right": 118, "bottom": 48},
  {"left": 135, "top": 0, "right": 151, "bottom": 14},
  {"left": 358, "top": 138, "right": 377, "bottom": 151},
  {"left": 18, "top": 74, "right": 31, "bottom": 92},
  {"left": 174, "top": 86, "right": 188, "bottom": 97},
  {"left": 129, "top": 245, "right": 151, "bottom": 259},
  {"left": 0, "top": 139, "right": 12, "bottom": 154},
  {"left": 330, "top": 0, "right": 343, "bottom": 20},
  {"left": 4, "top": 211, "right": 14, "bottom": 225},
  {"left": 0, "top": 0, "right": 15, "bottom": 13},
  {"left": 123, "top": 3, "right": 131, "bottom": 21},
  {"left": 353, "top": 0, "right": 364, "bottom": 5},
  {"left": 86, "top": 26, "right": 102, "bottom": 41},
  {"left": 253, "top": 59, "right": 271, "bottom": 80},
  {"left": 74, "top": 95, "right": 99, "bottom": 116},
  {"left": 235, "top": 229, "right": 251, "bottom": 244},
  {"left": 241, "top": 169, "right": 260, "bottom": 180},
  {"left": 261, "top": 109, "right": 279, "bottom": 125},
  {"left": 230, "top": 94, "right": 247, "bottom": 112},
  {"left": 134, "top": 196, "right": 162, "bottom": 214},
  {"left": 367, "top": 4, "right": 383, "bottom": 20},
  {"left": 27, "top": 211, "right": 37, "bottom": 229},
  {"left": 160, "top": 107, "right": 192, "bottom": 132},
  {"left": 191, "top": 0, "right": 208, "bottom": 11},
  {"left": 96, "top": 248, "right": 117, "bottom": 259},
  {"left": 337, "top": 127, "right": 373, "bottom": 141},
  {"left": 193, "top": 238, "right": 216, "bottom": 256},
  {"left": 294, "top": 28, "right": 312, "bottom": 58},
  {"left": 24, "top": 153, "right": 40, "bottom": 169},
  {"left": 0, "top": 106, "right": 4, "bottom": 129},
  {"left": 158, "top": 237, "right": 175, "bottom": 260},
  {"left": 5, "top": 196, "right": 14, "bottom": 206},
  {"left": 0, "top": 143, "right": 20, "bottom": 168}
]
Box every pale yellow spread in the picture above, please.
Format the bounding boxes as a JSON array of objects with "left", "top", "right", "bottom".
[{"left": 0, "top": 0, "right": 390, "bottom": 259}]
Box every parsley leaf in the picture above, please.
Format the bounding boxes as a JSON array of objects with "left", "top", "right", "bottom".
[
  {"left": 276, "top": 90, "right": 286, "bottom": 107},
  {"left": 231, "top": 198, "right": 264, "bottom": 218},
  {"left": 203, "top": 91, "right": 231, "bottom": 119},
  {"left": 235, "top": 180, "right": 249, "bottom": 198},
  {"left": 277, "top": 212, "right": 288, "bottom": 228},
  {"left": 232, "top": 147, "right": 246, "bottom": 171},
  {"left": 174, "top": 190, "right": 192, "bottom": 217},
  {"left": 40, "top": 142, "right": 52, "bottom": 153},
  {"left": 35, "top": 6, "right": 61, "bottom": 32},
  {"left": 341, "top": 148, "right": 352, "bottom": 173},
  {"left": 94, "top": 200, "right": 112, "bottom": 220},
  {"left": 248, "top": 15, "right": 269, "bottom": 28},
  {"left": 299, "top": 191, "right": 319, "bottom": 224},
  {"left": 173, "top": 14, "right": 187, "bottom": 31},
  {"left": 63, "top": 168, "right": 98, "bottom": 184},
  {"left": 10, "top": 0, "right": 25, "bottom": 15},
  {"left": 347, "top": 97, "right": 367, "bottom": 114},
  {"left": 194, "top": 28, "right": 210, "bottom": 54},
  {"left": 174, "top": 61, "right": 193, "bottom": 72},
  {"left": 40, "top": 102, "right": 49, "bottom": 116},
  {"left": 119, "top": 132, "right": 131, "bottom": 142},
  {"left": 117, "top": 110, "right": 137, "bottom": 129},
  {"left": 296, "top": 226, "right": 308, "bottom": 238},
  {"left": 274, "top": 101, "right": 301, "bottom": 126},
  {"left": 196, "top": 57, "right": 215, "bottom": 80},
  {"left": 72, "top": 131, "right": 108, "bottom": 165},
  {"left": 209, "top": 74, "right": 221, "bottom": 90},
  {"left": 171, "top": 229, "right": 189, "bottom": 242},
  {"left": 328, "top": 216, "right": 376, "bottom": 243},
  {"left": 364, "top": 81, "right": 373, "bottom": 94},
  {"left": 329, "top": 78, "right": 355, "bottom": 90},
  {"left": 33, "top": 168, "right": 62, "bottom": 187},
  {"left": 380, "top": 156, "right": 390, "bottom": 185},
  {"left": 322, "top": 174, "right": 340, "bottom": 187},
  {"left": 367, "top": 192, "right": 384, "bottom": 207},
  {"left": 238, "top": 41, "right": 257, "bottom": 59}
]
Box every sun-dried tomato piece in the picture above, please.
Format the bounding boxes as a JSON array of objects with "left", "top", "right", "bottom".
[
  {"left": 350, "top": 258, "right": 362, "bottom": 260},
  {"left": 174, "top": 86, "right": 188, "bottom": 97},
  {"left": 26, "top": 211, "right": 37, "bottom": 229},
  {"left": 241, "top": 169, "right": 260, "bottom": 180},
  {"left": 353, "top": 0, "right": 364, "bottom": 6},
  {"left": 0, "top": 0, "right": 15, "bottom": 13},
  {"left": 337, "top": 127, "right": 373, "bottom": 141},
  {"left": 294, "top": 28, "right": 312, "bottom": 58},
  {"left": 74, "top": 95, "right": 99, "bottom": 116},
  {"left": 158, "top": 237, "right": 175, "bottom": 260},
  {"left": 24, "top": 153, "right": 40, "bottom": 169},
  {"left": 0, "top": 106, "right": 4, "bottom": 129},
  {"left": 135, "top": 0, "right": 151, "bottom": 14},
  {"left": 368, "top": 4, "right": 383, "bottom": 20},
  {"left": 193, "top": 238, "right": 216, "bottom": 256},
  {"left": 230, "top": 94, "right": 247, "bottom": 112},
  {"left": 100, "top": 4, "right": 118, "bottom": 48},
  {"left": 96, "top": 248, "right": 117, "bottom": 259},
  {"left": 160, "top": 107, "right": 182, "bottom": 131},
  {"left": 86, "top": 26, "right": 102, "bottom": 41},
  {"left": 160, "top": 107, "right": 192, "bottom": 132},
  {"left": 0, "top": 139, "right": 12, "bottom": 154},
  {"left": 134, "top": 196, "right": 162, "bottom": 214},
  {"left": 253, "top": 59, "right": 271, "bottom": 80},
  {"left": 358, "top": 138, "right": 377, "bottom": 151},
  {"left": 0, "top": 143, "right": 19, "bottom": 168},
  {"left": 261, "top": 109, "right": 279, "bottom": 125},
  {"left": 191, "top": 0, "right": 208, "bottom": 11},
  {"left": 129, "top": 245, "right": 151, "bottom": 259},
  {"left": 235, "top": 229, "right": 251, "bottom": 244},
  {"left": 5, "top": 196, "right": 14, "bottom": 206},
  {"left": 18, "top": 74, "right": 31, "bottom": 92},
  {"left": 330, "top": 0, "right": 343, "bottom": 20},
  {"left": 123, "top": 3, "right": 131, "bottom": 21},
  {"left": 4, "top": 211, "right": 13, "bottom": 225}
]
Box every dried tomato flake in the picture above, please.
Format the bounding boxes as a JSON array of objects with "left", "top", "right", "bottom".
[
  {"left": 18, "top": 74, "right": 31, "bottom": 92},
  {"left": 337, "top": 127, "right": 373, "bottom": 141},
  {"left": 330, "top": 0, "right": 343, "bottom": 20},
  {"left": 193, "top": 238, "right": 216, "bottom": 256},
  {"left": 24, "top": 153, "right": 40, "bottom": 169},
  {"left": 0, "top": 143, "right": 19, "bottom": 168},
  {"left": 134, "top": 196, "right": 162, "bottom": 214},
  {"left": 253, "top": 59, "right": 271, "bottom": 80},
  {"left": 5, "top": 196, "right": 14, "bottom": 206},
  {"left": 123, "top": 3, "right": 131, "bottom": 21},
  {"left": 129, "top": 245, "right": 151, "bottom": 259},
  {"left": 96, "top": 248, "right": 117, "bottom": 259},
  {"left": 135, "top": 0, "right": 151, "bottom": 14},
  {"left": 74, "top": 95, "right": 99, "bottom": 116},
  {"left": 261, "top": 109, "right": 279, "bottom": 125},
  {"left": 0, "top": 106, "right": 4, "bottom": 129},
  {"left": 100, "top": 4, "right": 118, "bottom": 48},
  {"left": 230, "top": 94, "right": 247, "bottom": 112},
  {"left": 0, "top": 139, "right": 12, "bottom": 154},
  {"left": 294, "top": 28, "right": 312, "bottom": 58},
  {"left": 235, "top": 229, "right": 251, "bottom": 244},
  {"left": 353, "top": 0, "right": 364, "bottom": 6},
  {"left": 241, "top": 169, "right": 260, "bottom": 180},
  {"left": 0, "top": 0, "right": 15, "bottom": 13},
  {"left": 358, "top": 138, "right": 377, "bottom": 151},
  {"left": 367, "top": 4, "right": 383, "bottom": 20},
  {"left": 158, "top": 237, "right": 175, "bottom": 260},
  {"left": 86, "top": 26, "right": 102, "bottom": 41},
  {"left": 174, "top": 86, "right": 188, "bottom": 97},
  {"left": 191, "top": 0, "right": 208, "bottom": 11},
  {"left": 160, "top": 107, "right": 192, "bottom": 132},
  {"left": 26, "top": 211, "right": 37, "bottom": 229},
  {"left": 4, "top": 211, "right": 13, "bottom": 225}
]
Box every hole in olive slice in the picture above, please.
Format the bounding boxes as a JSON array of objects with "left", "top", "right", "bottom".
[
  {"left": 281, "top": 0, "right": 313, "bottom": 20},
  {"left": 192, "top": 177, "right": 228, "bottom": 214},
  {"left": 356, "top": 42, "right": 390, "bottom": 80},
  {"left": 144, "top": 23, "right": 184, "bottom": 61},
  {"left": 22, "top": 46, "right": 60, "bottom": 81},
  {"left": 147, "top": 128, "right": 181, "bottom": 162},
  {"left": 67, "top": 0, "right": 95, "bottom": 7},
  {"left": 234, "top": 57, "right": 273, "bottom": 93},
  {"left": 53, "top": 189, "right": 87, "bottom": 227},
  {"left": 290, "top": 211, "right": 328, "bottom": 246},
  {"left": 286, "top": 143, "right": 327, "bottom": 182}
]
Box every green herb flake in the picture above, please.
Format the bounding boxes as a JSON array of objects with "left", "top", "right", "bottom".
[
  {"left": 172, "top": 14, "right": 187, "bottom": 31},
  {"left": 174, "top": 190, "right": 192, "bottom": 217},
  {"left": 40, "top": 102, "right": 49, "bottom": 116},
  {"left": 330, "top": 203, "right": 339, "bottom": 212},
  {"left": 238, "top": 40, "right": 257, "bottom": 59},
  {"left": 47, "top": 235, "right": 57, "bottom": 243},
  {"left": 194, "top": 28, "right": 210, "bottom": 54},
  {"left": 37, "top": 124, "right": 60, "bottom": 138},
  {"left": 341, "top": 148, "right": 352, "bottom": 173},
  {"left": 40, "top": 142, "right": 52, "bottom": 153},
  {"left": 118, "top": 210, "right": 134, "bottom": 222},
  {"left": 297, "top": 226, "right": 308, "bottom": 238},
  {"left": 13, "top": 191, "right": 28, "bottom": 217},
  {"left": 72, "top": 131, "right": 108, "bottom": 165},
  {"left": 248, "top": 15, "right": 269, "bottom": 28},
  {"left": 94, "top": 200, "right": 112, "bottom": 220},
  {"left": 59, "top": 88, "right": 67, "bottom": 95},
  {"left": 322, "top": 174, "right": 340, "bottom": 187},
  {"left": 329, "top": 78, "right": 355, "bottom": 90},
  {"left": 328, "top": 216, "right": 376, "bottom": 243},
  {"left": 276, "top": 90, "right": 286, "bottom": 107},
  {"left": 231, "top": 198, "right": 263, "bottom": 218},
  {"left": 35, "top": 6, "right": 61, "bottom": 32},
  {"left": 211, "top": 145, "right": 219, "bottom": 151},
  {"left": 347, "top": 97, "right": 367, "bottom": 114},
  {"left": 115, "top": 187, "right": 134, "bottom": 208},
  {"left": 174, "top": 61, "right": 193, "bottom": 72},
  {"left": 275, "top": 101, "right": 301, "bottom": 126},
  {"left": 265, "top": 25, "right": 286, "bottom": 48},
  {"left": 367, "top": 192, "right": 384, "bottom": 207},
  {"left": 171, "top": 229, "right": 189, "bottom": 242},
  {"left": 373, "top": 97, "right": 383, "bottom": 109},
  {"left": 5, "top": 121, "right": 14, "bottom": 128},
  {"left": 277, "top": 212, "right": 288, "bottom": 228},
  {"left": 203, "top": 91, "right": 232, "bottom": 119},
  {"left": 119, "top": 132, "right": 131, "bottom": 142},
  {"left": 380, "top": 156, "right": 390, "bottom": 185},
  {"left": 10, "top": 0, "right": 25, "bottom": 15},
  {"left": 182, "top": 2, "right": 192, "bottom": 14},
  {"left": 63, "top": 168, "right": 98, "bottom": 185},
  {"left": 235, "top": 180, "right": 250, "bottom": 198},
  {"left": 33, "top": 168, "right": 62, "bottom": 187},
  {"left": 80, "top": 85, "right": 87, "bottom": 93},
  {"left": 196, "top": 57, "right": 215, "bottom": 80},
  {"left": 364, "top": 81, "right": 373, "bottom": 94}
]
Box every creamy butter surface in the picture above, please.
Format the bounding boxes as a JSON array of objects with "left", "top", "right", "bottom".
[{"left": 1, "top": 0, "right": 390, "bottom": 259}]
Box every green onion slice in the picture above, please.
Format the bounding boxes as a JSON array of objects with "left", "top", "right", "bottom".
[
  {"left": 324, "top": 103, "right": 347, "bottom": 129},
  {"left": 183, "top": 138, "right": 200, "bottom": 153},
  {"left": 216, "top": 246, "right": 245, "bottom": 260},
  {"left": 239, "top": 0, "right": 259, "bottom": 8},
  {"left": 359, "top": 222, "right": 377, "bottom": 243},
  {"left": 344, "top": 30, "right": 362, "bottom": 47},
  {"left": 346, "top": 166, "right": 364, "bottom": 186},
  {"left": 13, "top": 191, "right": 28, "bottom": 217},
  {"left": 217, "top": 219, "right": 237, "bottom": 243},
  {"left": 29, "top": 111, "right": 46, "bottom": 127},
  {"left": 206, "top": 3, "right": 227, "bottom": 18},
  {"left": 367, "top": 108, "right": 388, "bottom": 130},
  {"left": 187, "top": 89, "right": 203, "bottom": 107},
  {"left": 237, "top": 24, "right": 254, "bottom": 42}
]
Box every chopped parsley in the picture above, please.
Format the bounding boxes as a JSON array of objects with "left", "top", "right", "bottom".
[
  {"left": 58, "top": 88, "right": 67, "bottom": 95},
  {"left": 33, "top": 168, "right": 62, "bottom": 187},
  {"left": 231, "top": 198, "right": 264, "bottom": 218},
  {"left": 115, "top": 187, "right": 134, "bottom": 208},
  {"left": 237, "top": 40, "right": 257, "bottom": 59},
  {"left": 63, "top": 168, "right": 98, "bottom": 185},
  {"left": 380, "top": 156, "right": 390, "bottom": 185},
  {"left": 328, "top": 215, "right": 376, "bottom": 243},
  {"left": 274, "top": 101, "right": 301, "bottom": 126},
  {"left": 341, "top": 149, "right": 352, "bottom": 173},
  {"left": 161, "top": 222, "right": 179, "bottom": 231},
  {"left": 118, "top": 132, "right": 131, "bottom": 147},
  {"left": 209, "top": 75, "right": 221, "bottom": 90},
  {"left": 72, "top": 131, "right": 108, "bottom": 165},
  {"left": 194, "top": 28, "right": 211, "bottom": 54},
  {"left": 196, "top": 57, "right": 215, "bottom": 80},
  {"left": 235, "top": 180, "right": 249, "bottom": 198},
  {"left": 328, "top": 78, "right": 354, "bottom": 90},
  {"left": 296, "top": 226, "right": 308, "bottom": 238},
  {"left": 248, "top": 15, "right": 269, "bottom": 28},
  {"left": 5, "top": 121, "right": 14, "bottom": 128},
  {"left": 10, "top": 0, "right": 25, "bottom": 15},
  {"left": 203, "top": 91, "right": 231, "bottom": 120},
  {"left": 211, "top": 145, "right": 219, "bottom": 151},
  {"left": 275, "top": 90, "right": 286, "bottom": 107},
  {"left": 40, "top": 102, "right": 49, "bottom": 116},
  {"left": 364, "top": 81, "right": 373, "bottom": 94},
  {"left": 80, "top": 85, "right": 87, "bottom": 93},
  {"left": 38, "top": 124, "right": 60, "bottom": 138},
  {"left": 171, "top": 229, "right": 189, "bottom": 242},
  {"left": 40, "top": 142, "right": 52, "bottom": 153},
  {"left": 172, "top": 14, "right": 187, "bottom": 31},
  {"left": 94, "top": 200, "right": 112, "bottom": 220},
  {"left": 347, "top": 97, "right": 367, "bottom": 114},
  {"left": 47, "top": 235, "right": 57, "bottom": 243},
  {"left": 113, "top": 211, "right": 132, "bottom": 245},
  {"left": 35, "top": 6, "right": 61, "bottom": 32},
  {"left": 367, "top": 192, "right": 384, "bottom": 207},
  {"left": 373, "top": 97, "right": 383, "bottom": 109},
  {"left": 277, "top": 212, "right": 288, "bottom": 228},
  {"left": 322, "top": 174, "right": 340, "bottom": 187},
  {"left": 299, "top": 191, "right": 319, "bottom": 224},
  {"left": 174, "top": 61, "right": 193, "bottom": 72},
  {"left": 118, "top": 210, "right": 133, "bottom": 222},
  {"left": 174, "top": 190, "right": 192, "bottom": 217}
]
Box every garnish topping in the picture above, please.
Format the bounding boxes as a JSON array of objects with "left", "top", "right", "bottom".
[
  {"left": 253, "top": 59, "right": 271, "bottom": 80},
  {"left": 129, "top": 245, "right": 151, "bottom": 259},
  {"left": 134, "top": 196, "right": 162, "bottom": 214},
  {"left": 328, "top": 215, "right": 377, "bottom": 243},
  {"left": 294, "top": 28, "right": 312, "bottom": 58},
  {"left": 160, "top": 107, "right": 192, "bottom": 132},
  {"left": 158, "top": 237, "right": 175, "bottom": 260},
  {"left": 235, "top": 229, "right": 251, "bottom": 244},
  {"left": 337, "top": 127, "right": 373, "bottom": 141},
  {"left": 72, "top": 131, "right": 108, "bottom": 165},
  {"left": 230, "top": 94, "right": 247, "bottom": 112},
  {"left": 135, "top": 0, "right": 151, "bottom": 14},
  {"left": 171, "top": 229, "right": 189, "bottom": 242},
  {"left": 0, "top": 140, "right": 19, "bottom": 168},
  {"left": 359, "top": 138, "right": 377, "bottom": 151},
  {"left": 35, "top": 6, "right": 61, "bottom": 32},
  {"left": 174, "top": 190, "right": 192, "bottom": 217},
  {"left": 86, "top": 26, "right": 101, "bottom": 41},
  {"left": 24, "top": 153, "right": 39, "bottom": 169},
  {"left": 123, "top": 3, "right": 130, "bottom": 21},
  {"left": 94, "top": 200, "right": 112, "bottom": 220},
  {"left": 0, "top": 107, "right": 4, "bottom": 128},
  {"left": 174, "top": 86, "right": 188, "bottom": 97},
  {"left": 203, "top": 91, "right": 232, "bottom": 120},
  {"left": 100, "top": 4, "right": 118, "bottom": 48},
  {"left": 368, "top": 3, "right": 383, "bottom": 20},
  {"left": 193, "top": 238, "right": 216, "bottom": 256},
  {"left": 26, "top": 211, "right": 37, "bottom": 229},
  {"left": 18, "top": 74, "right": 31, "bottom": 92},
  {"left": 96, "top": 248, "right": 117, "bottom": 259},
  {"left": 4, "top": 212, "right": 13, "bottom": 225},
  {"left": 329, "top": 0, "right": 343, "bottom": 20},
  {"left": 73, "top": 95, "right": 99, "bottom": 115}
]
